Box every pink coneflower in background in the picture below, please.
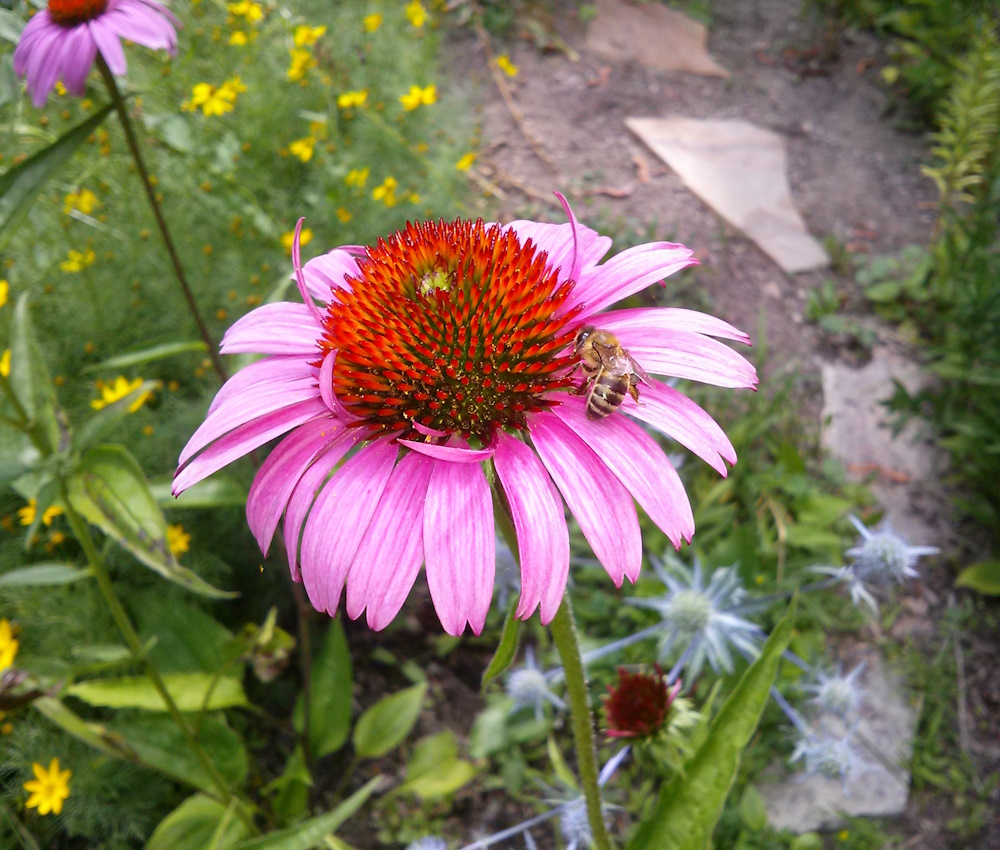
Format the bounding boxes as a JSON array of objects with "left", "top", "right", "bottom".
[
  {"left": 13, "top": 0, "right": 178, "bottom": 108},
  {"left": 174, "top": 195, "right": 757, "bottom": 636}
]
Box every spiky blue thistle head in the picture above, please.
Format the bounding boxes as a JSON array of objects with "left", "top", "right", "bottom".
[
  {"left": 846, "top": 515, "right": 938, "bottom": 586},
  {"left": 507, "top": 646, "right": 565, "bottom": 720}
]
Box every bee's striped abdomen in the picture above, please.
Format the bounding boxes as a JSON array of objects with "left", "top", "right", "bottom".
[{"left": 585, "top": 371, "right": 630, "bottom": 420}]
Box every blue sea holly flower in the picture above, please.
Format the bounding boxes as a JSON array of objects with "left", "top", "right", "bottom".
[
  {"left": 627, "top": 556, "right": 764, "bottom": 680},
  {"left": 507, "top": 646, "right": 566, "bottom": 720},
  {"left": 846, "top": 514, "right": 939, "bottom": 585},
  {"left": 790, "top": 730, "right": 867, "bottom": 791},
  {"left": 802, "top": 662, "right": 866, "bottom": 720},
  {"left": 807, "top": 564, "right": 879, "bottom": 614},
  {"left": 407, "top": 839, "right": 448, "bottom": 850}
]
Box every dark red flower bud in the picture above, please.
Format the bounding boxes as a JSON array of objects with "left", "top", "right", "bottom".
[{"left": 603, "top": 665, "right": 680, "bottom": 739}]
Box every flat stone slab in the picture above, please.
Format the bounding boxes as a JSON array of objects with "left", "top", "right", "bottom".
[
  {"left": 762, "top": 653, "right": 920, "bottom": 832},
  {"left": 585, "top": 0, "right": 729, "bottom": 78},
  {"left": 626, "top": 116, "right": 830, "bottom": 273}
]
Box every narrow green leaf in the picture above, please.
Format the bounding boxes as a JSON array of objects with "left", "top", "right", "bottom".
[
  {"left": 352, "top": 683, "right": 427, "bottom": 759},
  {"left": 33, "top": 696, "right": 140, "bottom": 761},
  {"left": 83, "top": 340, "right": 207, "bottom": 373},
  {"left": 149, "top": 474, "right": 248, "bottom": 510},
  {"left": 144, "top": 794, "right": 253, "bottom": 850},
  {"left": 74, "top": 380, "right": 161, "bottom": 451},
  {"left": 263, "top": 745, "right": 311, "bottom": 822},
  {"left": 0, "top": 103, "right": 114, "bottom": 251},
  {"left": 232, "top": 776, "right": 383, "bottom": 850},
  {"left": 294, "top": 620, "right": 352, "bottom": 758},
  {"left": 9, "top": 294, "right": 62, "bottom": 454},
  {"left": 481, "top": 601, "right": 520, "bottom": 692},
  {"left": 547, "top": 736, "right": 578, "bottom": 792},
  {"left": 626, "top": 598, "right": 796, "bottom": 850},
  {"left": 397, "top": 759, "right": 477, "bottom": 800},
  {"left": 67, "top": 444, "right": 236, "bottom": 598},
  {"left": 0, "top": 563, "right": 90, "bottom": 587},
  {"left": 66, "top": 672, "right": 248, "bottom": 711},
  {"left": 955, "top": 560, "right": 1000, "bottom": 595},
  {"left": 739, "top": 785, "right": 769, "bottom": 831}
]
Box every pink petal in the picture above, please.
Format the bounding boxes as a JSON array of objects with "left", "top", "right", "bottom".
[
  {"left": 608, "top": 328, "right": 758, "bottom": 389},
  {"left": 346, "top": 452, "right": 434, "bottom": 630},
  {"left": 529, "top": 413, "right": 641, "bottom": 585},
  {"left": 298, "top": 440, "right": 398, "bottom": 615},
  {"left": 598, "top": 306, "right": 751, "bottom": 344},
  {"left": 245, "top": 418, "right": 354, "bottom": 555},
  {"left": 504, "top": 215, "right": 611, "bottom": 284},
  {"left": 493, "top": 432, "right": 569, "bottom": 623},
  {"left": 60, "top": 27, "right": 98, "bottom": 95},
  {"left": 208, "top": 355, "right": 316, "bottom": 415},
  {"left": 301, "top": 249, "right": 361, "bottom": 303},
  {"left": 621, "top": 381, "right": 736, "bottom": 475},
  {"left": 569, "top": 242, "right": 697, "bottom": 315},
  {"left": 26, "top": 27, "right": 66, "bottom": 107},
  {"left": 220, "top": 303, "right": 322, "bottom": 355},
  {"left": 553, "top": 398, "right": 695, "bottom": 548},
  {"left": 89, "top": 20, "right": 127, "bottom": 75},
  {"left": 424, "top": 459, "right": 494, "bottom": 636},
  {"left": 398, "top": 440, "right": 495, "bottom": 462},
  {"left": 173, "top": 398, "right": 328, "bottom": 493}
]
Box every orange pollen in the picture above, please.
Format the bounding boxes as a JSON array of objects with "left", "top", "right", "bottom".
[
  {"left": 48, "top": 0, "right": 109, "bottom": 25},
  {"left": 320, "top": 218, "right": 581, "bottom": 443}
]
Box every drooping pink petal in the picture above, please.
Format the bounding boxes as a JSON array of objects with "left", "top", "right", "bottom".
[
  {"left": 26, "top": 27, "right": 66, "bottom": 107},
  {"left": 493, "top": 432, "right": 569, "bottom": 623},
  {"left": 220, "top": 303, "right": 322, "bottom": 355},
  {"left": 424, "top": 458, "right": 494, "bottom": 636},
  {"left": 621, "top": 380, "right": 737, "bottom": 475},
  {"left": 504, "top": 216, "right": 611, "bottom": 285},
  {"left": 60, "top": 27, "right": 98, "bottom": 95},
  {"left": 598, "top": 306, "right": 751, "bottom": 344},
  {"left": 246, "top": 417, "right": 354, "bottom": 555},
  {"left": 298, "top": 440, "right": 398, "bottom": 614},
  {"left": 553, "top": 397, "right": 695, "bottom": 548},
  {"left": 569, "top": 242, "right": 697, "bottom": 315},
  {"left": 529, "top": 413, "right": 642, "bottom": 585},
  {"left": 301, "top": 249, "right": 361, "bottom": 303},
  {"left": 173, "top": 398, "right": 328, "bottom": 493},
  {"left": 208, "top": 355, "right": 317, "bottom": 415},
  {"left": 89, "top": 19, "right": 128, "bottom": 75},
  {"left": 398, "top": 440, "right": 495, "bottom": 462},
  {"left": 346, "top": 452, "right": 434, "bottom": 630}
]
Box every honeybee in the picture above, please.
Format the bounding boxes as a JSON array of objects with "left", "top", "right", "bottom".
[{"left": 573, "top": 326, "right": 651, "bottom": 420}]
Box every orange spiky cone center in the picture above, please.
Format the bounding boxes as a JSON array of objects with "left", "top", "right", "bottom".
[
  {"left": 319, "top": 219, "right": 581, "bottom": 443},
  {"left": 48, "top": 0, "right": 109, "bottom": 25}
]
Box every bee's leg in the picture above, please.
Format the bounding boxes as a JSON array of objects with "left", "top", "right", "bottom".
[
  {"left": 627, "top": 381, "right": 641, "bottom": 403},
  {"left": 575, "top": 364, "right": 596, "bottom": 396}
]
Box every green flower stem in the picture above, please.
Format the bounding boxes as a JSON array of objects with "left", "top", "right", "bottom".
[
  {"left": 95, "top": 56, "right": 227, "bottom": 384},
  {"left": 59, "top": 482, "right": 249, "bottom": 823},
  {"left": 550, "top": 593, "right": 614, "bottom": 850}
]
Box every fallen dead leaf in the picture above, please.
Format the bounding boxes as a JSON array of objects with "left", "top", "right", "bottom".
[
  {"left": 632, "top": 153, "right": 651, "bottom": 184},
  {"left": 585, "top": 185, "right": 634, "bottom": 199}
]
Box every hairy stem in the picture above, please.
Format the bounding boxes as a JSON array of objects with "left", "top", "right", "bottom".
[{"left": 96, "top": 57, "right": 227, "bottom": 383}]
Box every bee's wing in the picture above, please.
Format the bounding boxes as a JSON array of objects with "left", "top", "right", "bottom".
[{"left": 627, "top": 351, "right": 652, "bottom": 386}]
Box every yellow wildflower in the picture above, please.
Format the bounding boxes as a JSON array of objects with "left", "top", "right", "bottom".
[
  {"left": 372, "top": 176, "right": 398, "bottom": 207},
  {"left": 289, "top": 137, "right": 316, "bottom": 162},
  {"left": 55, "top": 81, "right": 67, "bottom": 96},
  {"left": 287, "top": 48, "right": 316, "bottom": 82},
  {"left": 345, "top": 167, "right": 369, "bottom": 187},
  {"left": 336, "top": 89, "right": 368, "bottom": 109},
  {"left": 90, "top": 375, "right": 151, "bottom": 413},
  {"left": 229, "top": 30, "right": 248, "bottom": 45},
  {"left": 17, "top": 500, "right": 63, "bottom": 528},
  {"left": 496, "top": 54, "right": 519, "bottom": 76},
  {"left": 167, "top": 524, "right": 190, "bottom": 557},
  {"left": 363, "top": 13, "right": 382, "bottom": 32},
  {"left": 0, "top": 350, "right": 9, "bottom": 378},
  {"left": 455, "top": 152, "right": 476, "bottom": 171},
  {"left": 227, "top": 0, "right": 262, "bottom": 22},
  {"left": 0, "top": 620, "right": 18, "bottom": 671},
  {"left": 59, "top": 248, "right": 95, "bottom": 273},
  {"left": 293, "top": 25, "right": 326, "bottom": 47},
  {"left": 405, "top": 0, "right": 427, "bottom": 28},
  {"left": 0, "top": 279, "right": 7, "bottom": 308},
  {"left": 336, "top": 207, "right": 352, "bottom": 223},
  {"left": 184, "top": 78, "right": 245, "bottom": 116},
  {"left": 63, "top": 188, "right": 99, "bottom": 216},
  {"left": 24, "top": 759, "right": 71, "bottom": 817},
  {"left": 399, "top": 84, "right": 436, "bottom": 111},
  {"left": 281, "top": 228, "right": 312, "bottom": 254}
]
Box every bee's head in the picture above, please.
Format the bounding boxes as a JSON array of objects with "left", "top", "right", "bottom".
[{"left": 574, "top": 325, "right": 595, "bottom": 353}]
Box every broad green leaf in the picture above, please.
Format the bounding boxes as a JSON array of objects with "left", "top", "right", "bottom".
[
  {"left": 83, "top": 340, "right": 207, "bottom": 373},
  {"left": 481, "top": 602, "right": 520, "bottom": 692},
  {"left": 142, "top": 113, "right": 197, "bottom": 155},
  {"left": 67, "top": 671, "right": 247, "bottom": 711},
  {"left": 145, "top": 794, "right": 253, "bottom": 850},
  {"left": 626, "top": 599, "right": 796, "bottom": 850},
  {"left": 150, "top": 474, "right": 248, "bottom": 510},
  {"left": 955, "top": 560, "right": 1000, "bottom": 595},
  {"left": 9, "top": 295, "right": 62, "bottom": 454},
  {"left": 264, "top": 745, "right": 311, "bottom": 822},
  {"left": 0, "top": 563, "right": 90, "bottom": 587},
  {"left": 394, "top": 731, "right": 477, "bottom": 799},
  {"left": 739, "top": 785, "right": 768, "bottom": 831},
  {"left": 0, "top": 103, "right": 114, "bottom": 251},
  {"left": 133, "top": 591, "right": 234, "bottom": 673},
  {"left": 468, "top": 700, "right": 512, "bottom": 759},
  {"left": 293, "top": 620, "right": 352, "bottom": 758},
  {"left": 406, "top": 731, "right": 459, "bottom": 778},
  {"left": 66, "top": 444, "right": 235, "bottom": 598},
  {"left": 352, "top": 683, "right": 427, "bottom": 759},
  {"left": 33, "top": 697, "right": 139, "bottom": 761},
  {"left": 0, "top": 9, "right": 26, "bottom": 43},
  {"left": 73, "top": 380, "right": 161, "bottom": 451},
  {"left": 790, "top": 834, "right": 823, "bottom": 850},
  {"left": 108, "top": 713, "right": 249, "bottom": 793},
  {"left": 232, "top": 776, "right": 382, "bottom": 850}
]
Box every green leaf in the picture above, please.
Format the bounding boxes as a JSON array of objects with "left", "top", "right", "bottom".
[
  {"left": 263, "top": 745, "right": 311, "bottom": 822},
  {"left": 66, "top": 671, "right": 247, "bottom": 711},
  {"left": 145, "top": 794, "right": 253, "bottom": 850},
  {"left": 790, "top": 834, "right": 823, "bottom": 850},
  {"left": 150, "top": 474, "right": 248, "bottom": 510},
  {"left": 294, "top": 620, "right": 352, "bottom": 758},
  {"left": 739, "top": 785, "right": 768, "bottom": 832},
  {"left": 83, "top": 340, "right": 207, "bottom": 373},
  {"left": 394, "top": 731, "right": 477, "bottom": 800},
  {"left": 33, "top": 697, "right": 140, "bottom": 761},
  {"left": 66, "top": 444, "right": 236, "bottom": 598},
  {"left": 955, "top": 560, "right": 1000, "bottom": 595},
  {"left": 481, "top": 602, "right": 520, "bottom": 692},
  {"left": 352, "top": 683, "right": 427, "bottom": 759},
  {"left": 74, "top": 380, "right": 161, "bottom": 451},
  {"left": 0, "top": 563, "right": 90, "bottom": 587},
  {"left": 547, "top": 736, "right": 578, "bottom": 792},
  {"left": 232, "top": 776, "right": 383, "bottom": 850},
  {"left": 0, "top": 103, "right": 114, "bottom": 251},
  {"left": 626, "top": 598, "right": 796, "bottom": 850},
  {"left": 142, "top": 113, "right": 197, "bottom": 155},
  {"left": 133, "top": 591, "right": 234, "bottom": 673},
  {"left": 9, "top": 294, "right": 62, "bottom": 454},
  {"left": 0, "top": 9, "right": 26, "bottom": 43}
]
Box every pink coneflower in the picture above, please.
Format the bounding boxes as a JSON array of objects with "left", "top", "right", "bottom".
[
  {"left": 174, "top": 196, "right": 757, "bottom": 636},
  {"left": 14, "top": 0, "right": 178, "bottom": 108}
]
